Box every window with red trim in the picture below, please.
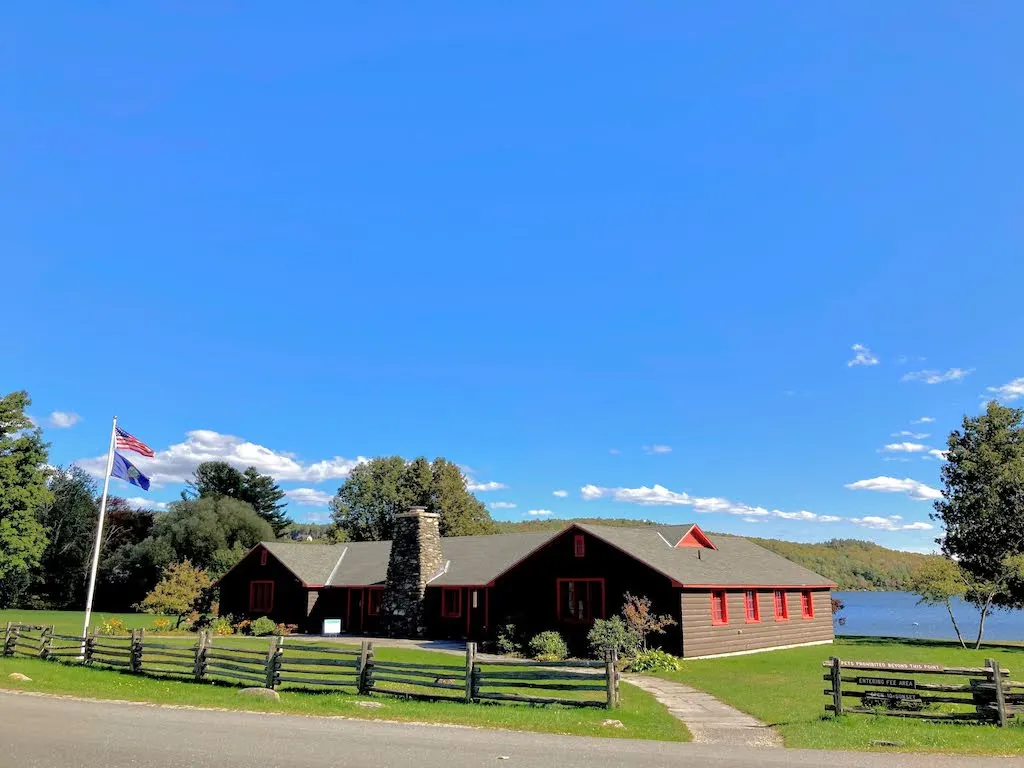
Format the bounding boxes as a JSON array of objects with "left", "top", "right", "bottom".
[
  {"left": 773, "top": 590, "right": 789, "bottom": 621},
  {"left": 800, "top": 590, "right": 814, "bottom": 619},
  {"left": 441, "top": 587, "right": 462, "bottom": 618},
  {"left": 259, "top": 549, "right": 268, "bottom": 566},
  {"left": 710, "top": 590, "right": 728, "bottom": 625},
  {"left": 743, "top": 590, "right": 760, "bottom": 623},
  {"left": 574, "top": 535, "right": 585, "bottom": 557},
  {"left": 366, "top": 587, "right": 383, "bottom": 616},
  {"left": 249, "top": 581, "right": 274, "bottom": 613},
  {"left": 557, "top": 579, "right": 604, "bottom": 622}
]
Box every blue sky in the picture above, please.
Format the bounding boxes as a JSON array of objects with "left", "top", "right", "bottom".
[{"left": 4, "top": 3, "right": 1023, "bottom": 552}]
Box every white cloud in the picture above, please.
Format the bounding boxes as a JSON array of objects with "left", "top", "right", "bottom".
[
  {"left": 847, "top": 344, "right": 879, "bottom": 367},
  {"left": 882, "top": 442, "right": 929, "bottom": 453},
  {"left": 552, "top": 489, "right": 568, "bottom": 498},
  {"left": 817, "top": 515, "right": 842, "bottom": 523},
  {"left": 78, "top": 429, "right": 369, "bottom": 487},
  {"left": 882, "top": 457, "right": 911, "bottom": 463},
  {"left": 844, "top": 476, "right": 942, "bottom": 501},
  {"left": 741, "top": 517, "right": 761, "bottom": 524},
  {"left": 898, "top": 545, "right": 941, "bottom": 555},
  {"left": 892, "top": 431, "right": 930, "bottom": 439},
  {"left": 902, "top": 368, "right": 973, "bottom": 385},
  {"left": 580, "top": 484, "right": 831, "bottom": 525},
  {"left": 284, "top": 488, "right": 334, "bottom": 507},
  {"left": 925, "top": 449, "right": 949, "bottom": 461},
  {"left": 913, "top": 416, "right": 936, "bottom": 424},
  {"left": 489, "top": 501, "right": 517, "bottom": 510},
  {"left": 48, "top": 411, "right": 81, "bottom": 428},
  {"left": 643, "top": 444, "right": 672, "bottom": 455},
  {"left": 467, "top": 480, "right": 508, "bottom": 492},
  {"left": 122, "top": 496, "right": 169, "bottom": 512},
  {"left": 985, "top": 377, "right": 1024, "bottom": 403},
  {"left": 850, "top": 516, "right": 934, "bottom": 532},
  {"left": 527, "top": 509, "right": 553, "bottom": 516}
]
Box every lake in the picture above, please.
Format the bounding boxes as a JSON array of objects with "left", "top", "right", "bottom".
[{"left": 835, "top": 591, "right": 1024, "bottom": 643}]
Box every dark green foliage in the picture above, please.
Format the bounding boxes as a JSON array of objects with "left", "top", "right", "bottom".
[
  {"left": 587, "top": 616, "right": 641, "bottom": 659},
  {"left": 934, "top": 401, "right": 1024, "bottom": 608},
  {"left": 626, "top": 649, "right": 682, "bottom": 673},
  {"left": 185, "top": 461, "right": 290, "bottom": 536},
  {"left": 329, "top": 456, "right": 495, "bottom": 542},
  {"left": 495, "top": 621, "right": 523, "bottom": 656},
  {"left": 528, "top": 630, "right": 569, "bottom": 661},
  {"left": 0, "top": 391, "right": 51, "bottom": 607},
  {"left": 36, "top": 466, "right": 98, "bottom": 608},
  {"left": 250, "top": 615, "right": 277, "bottom": 636}
]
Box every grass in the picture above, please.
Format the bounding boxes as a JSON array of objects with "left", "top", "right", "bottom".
[
  {"left": 0, "top": 626, "right": 689, "bottom": 742},
  {"left": 656, "top": 637, "right": 1024, "bottom": 755},
  {"left": 0, "top": 609, "right": 168, "bottom": 637}
]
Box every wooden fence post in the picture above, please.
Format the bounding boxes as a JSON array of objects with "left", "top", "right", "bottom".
[
  {"left": 830, "top": 657, "right": 844, "bottom": 717},
  {"left": 128, "top": 629, "right": 139, "bottom": 673},
  {"left": 84, "top": 628, "right": 98, "bottom": 664},
  {"left": 358, "top": 641, "right": 374, "bottom": 695},
  {"left": 194, "top": 631, "right": 208, "bottom": 681},
  {"left": 987, "top": 658, "right": 1007, "bottom": 727},
  {"left": 605, "top": 647, "right": 618, "bottom": 709},
  {"left": 3, "top": 622, "right": 14, "bottom": 657},
  {"left": 464, "top": 642, "right": 476, "bottom": 703},
  {"left": 265, "top": 636, "right": 282, "bottom": 689}
]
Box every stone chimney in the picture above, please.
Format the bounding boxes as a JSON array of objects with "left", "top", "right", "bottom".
[{"left": 381, "top": 506, "right": 444, "bottom": 637}]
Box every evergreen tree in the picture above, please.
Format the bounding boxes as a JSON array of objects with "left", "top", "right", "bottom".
[
  {"left": 37, "top": 465, "right": 97, "bottom": 608},
  {"left": 934, "top": 401, "right": 1024, "bottom": 608},
  {"left": 329, "top": 456, "right": 495, "bottom": 541},
  {"left": 185, "top": 461, "right": 290, "bottom": 536},
  {"left": 0, "top": 391, "right": 51, "bottom": 607}
]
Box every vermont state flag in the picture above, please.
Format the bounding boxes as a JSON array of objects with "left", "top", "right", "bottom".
[{"left": 111, "top": 451, "right": 150, "bottom": 491}]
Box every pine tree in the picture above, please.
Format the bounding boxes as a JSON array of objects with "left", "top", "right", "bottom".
[{"left": 0, "top": 391, "right": 51, "bottom": 607}]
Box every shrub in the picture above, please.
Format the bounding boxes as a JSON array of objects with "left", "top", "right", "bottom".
[
  {"left": 621, "top": 593, "right": 677, "bottom": 651},
  {"left": 495, "top": 622, "right": 522, "bottom": 656},
  {"left": 626, "top": 649, "right": 682, "bottom": 673},
  {"left": 272, "top": 623, "right": 297, "bottom": 636},
  {"left": 98, "top": 617, "right": 126, "bottom": 636},
  {"left": 528, "top": 630, "right": 568, "bottom": 661},
  {"left": 233, "top": 618, "right": 252, "bottom": 635},
  {"left": 150, "top": 617, "right": 172, "bottom": 633},
  {"left": 250, "top": 616, "right": 277, "bottom": 636},
  {"left": 586, "top": 616, "right": 641, "bottom": 659},
  {"left": 210, "top": 616, "right": 235, "bottom": 636}
]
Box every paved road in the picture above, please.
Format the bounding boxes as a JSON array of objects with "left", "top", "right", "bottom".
[{"left": 0, "top": 691, "right": 1017, "bottom": 768}]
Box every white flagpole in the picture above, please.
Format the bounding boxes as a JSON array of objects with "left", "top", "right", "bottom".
[{"left": 82, "top": 415, "right": 117, "bottom": 647}]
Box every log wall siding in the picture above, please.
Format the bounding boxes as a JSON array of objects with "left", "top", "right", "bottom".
[{"left": 679, "top": 588, "right": 833, "bottom": 658}]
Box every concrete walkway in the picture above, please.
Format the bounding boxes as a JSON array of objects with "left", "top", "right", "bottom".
[{"left": 623, "top": 675, "right": 783, "bottom": 748}]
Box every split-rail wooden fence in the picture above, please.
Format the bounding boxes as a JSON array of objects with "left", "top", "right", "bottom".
[
  {"left": 823, "top": 657, "right": 1023, "bottom": 726},
  {"left": 3, "top": 623, "right": 618, "bottom": 709}
]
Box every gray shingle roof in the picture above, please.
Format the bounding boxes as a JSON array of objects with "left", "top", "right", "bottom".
[{"left": 258, "top": 523, "right": 832, "bottom": 589}]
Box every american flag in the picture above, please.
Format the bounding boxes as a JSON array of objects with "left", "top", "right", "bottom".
[{"left": 115, "top": 426, "right": 154, "bottom": 457}]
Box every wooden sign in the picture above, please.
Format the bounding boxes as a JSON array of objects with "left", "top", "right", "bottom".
[
  {"left": 843, "top": 661, "right": 944, "bottom": 672},
  {"left": 863, "top": 690, "right": 922, "bottom": 709},
  {"left": 856, "top": 676, "right": 916, "bottom": 689}
]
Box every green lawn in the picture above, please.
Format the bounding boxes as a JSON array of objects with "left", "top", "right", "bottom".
[
  {"left": 0, "top": 626, "right": 689, "bottom": 742},
  {"left": 0, "top": 609, "right": 169, "bottom": 637},
  {"left": 657, "top": 637, "right": 1024, "bottom": 755}
]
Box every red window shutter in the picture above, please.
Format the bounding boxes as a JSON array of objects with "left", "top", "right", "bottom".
[
  {"left": 774, "top": 590, "right": 788, "bottom": 620},
  {"left": 574, "top": 535, "right": 585, "bottom": 557},
  {"left": 260, "top": 549, "right": 268, "bottom": 566}
]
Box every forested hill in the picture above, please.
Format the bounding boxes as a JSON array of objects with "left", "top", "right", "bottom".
[{"left": 493, "top": 518, "right": 935, "bottom": 591}]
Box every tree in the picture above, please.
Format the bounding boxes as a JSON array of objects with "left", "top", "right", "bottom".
[
  {"left": 934, "top": 401, "right": 1024, "bottom": 608},
  {"left": 909, "top": 558, "right": 969, "bottom": 648},
  {"left": 621, "top": 592, "right": 677, "bottom": 651},
  {"left": 185, "top": 461, "right": 290, "bottom": 536},
  {"left": 329, "top": 456, "right": 495, "bottom": 541},
  {"left": 36, "top": 465, "right": 98, "bottom": 608},
  {"left": 137, "top": 560, "right": 212, "bottom": 628},
  {"left": 0, "top": 391, "right": 51, "bottom": 607}
]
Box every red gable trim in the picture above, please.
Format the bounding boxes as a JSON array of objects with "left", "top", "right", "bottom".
[{"left": 675, "top": 524, "right": 716, "bottom": 550}]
